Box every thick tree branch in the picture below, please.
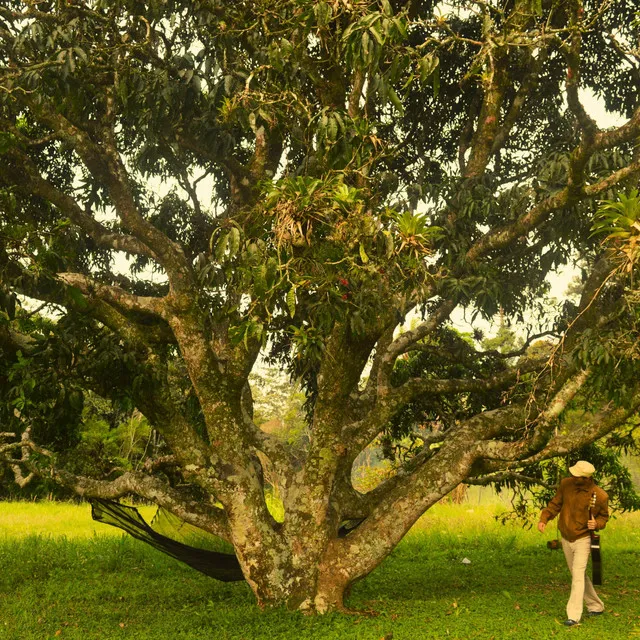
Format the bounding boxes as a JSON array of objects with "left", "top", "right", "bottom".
[
  {"left": 346, "top": 352, "right": 546, "bottom": 460},
  {"left": 460, "top": 0, "right": 539, "bottom": 178},
  {"left": 584, "top": 158, "right": 640, "bottom": 195},
  {"left": 592, "top": 104, "right": 640, "bottom": 151},
  {"left": 1, "top": 423, "right": 229, "bottom": 537},
  {"left": 463, "top": 55, "right": 507, "bottom": 179},
  {"left": 458, "top": 90, "right": 481, "bottom": 175},
  {"left": 473, "top": 367, "right": 591, "bottom": 463},
  {"left": 347, "top": 69, "right": 366, "bottom": 119},
  {"left": 342, "top": 299, "right": 459, "bottom": 450},
  {"left": 473, "top": 255, "right": 627, "bottom": 467},
  {"left": 382, "top": 298, "right": 458, "bottom": 367},
  {"left": 56, "top": 272, "right": 166, "bottom": 318},
  {"left": 563, "top": 7, "right": 599, "bottom": 138},
  {"left": 59, "top": 471, "right": 231, "bottom": 538},
  {"left": 0, "top": 324, "right": 36, "bottom": 359},
  {"left": 89, "top": 298, "right": 176, "bottom": 347},
  {"left": 30, "top": 455, "right": 230, "bottom": 539},
  {"left": 314, "top": 323, "right": 376, "bottom": 429},
  {"left": 360, "top": 324, "right": 396, "bottom": 405}
]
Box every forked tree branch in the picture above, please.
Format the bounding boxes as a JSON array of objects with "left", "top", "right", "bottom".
[
  {"left": 1, "top": 256, "right": 172, "bottom": 348},
  {"left": 15, "top": 99, "right": 192, "bottom": 288},
  {"left": 1, "top": 144, "right": 158, "bottom": 261}
]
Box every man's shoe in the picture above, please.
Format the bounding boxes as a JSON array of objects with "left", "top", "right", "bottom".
[
  {"left": 587, "top": 610, "right": 604, "bottom": 617},
  {"left": 563, "top": 619, "right": 580, "bottom": 627}
]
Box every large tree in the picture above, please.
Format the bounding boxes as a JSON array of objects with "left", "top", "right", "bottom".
[{"left": 1, "top": 0, "right": 640, "bottom": 612}]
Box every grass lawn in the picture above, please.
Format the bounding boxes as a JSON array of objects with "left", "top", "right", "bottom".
[{"left": 1, "top": 501, "right": 639, "bottom": 640}]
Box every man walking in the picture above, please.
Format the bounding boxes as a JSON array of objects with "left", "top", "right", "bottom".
[{"left": 537, "top": 460, "right": 609, "bottom": 627}]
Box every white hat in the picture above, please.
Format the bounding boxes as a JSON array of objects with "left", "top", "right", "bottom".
[{"left": 569, "top": 460, "right": 595, "bottom": 477}]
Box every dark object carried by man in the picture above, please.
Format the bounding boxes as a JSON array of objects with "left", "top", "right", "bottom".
[{"left": 589, "top": 491, "right": 602, "bottom": 585}]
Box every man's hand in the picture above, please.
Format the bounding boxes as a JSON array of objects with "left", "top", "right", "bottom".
[
  {"left": 537, "top": 521, "right": 546, "bottom": 533},
  {"left": 588, "top": 518, "right": 597, "bottom": 530}
]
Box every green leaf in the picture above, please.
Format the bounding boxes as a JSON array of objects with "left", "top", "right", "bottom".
[
  {"left": 359, "top": 243, "right": 369, "bottom": 264},
  {"left": 67, "top": 286, "right": 89, "bottom": 310},
  {"left": 314, "top": 1, "right": 332, "bottom": 27},
  {"left": 392, "top": 16, "right": 408, "bottom": 39},
  {"left": 73, "top": 47, "right": 87, "bottom": 63},
  {"left": 229, "top": 227, "right": 241, "bottom": 256},
  {"left": 286, "top": 287, "right": 296, "bottom": 317},
  {"left": 244, "top": 324, "right": 250, "bottom": 349},
  {"left": 369, "top": 24, "right": 385, "bottom": 46},
  {"left": 253, "top": 264, "right": 268, "bottom": 296},
  {"left": 215, "top": 232, "right": 229, "bottom": 261},
  {"left": 327, "top": 115, "right": 339, "bottom": 142},
  {"left": 387, "top": 85, "right": 404, "bottom": 115},
  {"left": 419, "top": 54, "right": 439, "bottom": 84},
  {"left": 361, "top": 31, "right": 371, "bottom": 64}
]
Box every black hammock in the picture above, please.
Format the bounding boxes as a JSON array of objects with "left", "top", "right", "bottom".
[
  {"left": 91, "top": 499, "right": 364, "bottom": 582},
  {"left": 90, "top": 499, "right": 244, "bottom": 582}
]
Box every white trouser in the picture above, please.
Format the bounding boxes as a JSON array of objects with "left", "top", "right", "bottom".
[{"left": 561, "top": 535, "right": 604, "bottom": 622}]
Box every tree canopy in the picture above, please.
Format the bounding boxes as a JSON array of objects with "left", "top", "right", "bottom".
[{"left": 1, "top": 0, "right": 640, "bottom": 612}]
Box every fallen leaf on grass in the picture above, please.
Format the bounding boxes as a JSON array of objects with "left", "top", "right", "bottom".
[
  {"left": 514, "top": 604, "right": 521, "bottom": 610},
  {"left": 54, "top": 632, "right": 62, "bottom": 637},
  {"left": 119, "top": 622, "right": 125, "bottom": 628}
]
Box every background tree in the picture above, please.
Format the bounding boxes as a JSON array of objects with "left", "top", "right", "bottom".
[{"left": 1, "top": 0, "right": 640, "bottom": 612}]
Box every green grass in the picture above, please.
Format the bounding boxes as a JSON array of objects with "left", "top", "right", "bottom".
[
  {"left": 1, "top": 502, "right": 639, "bottom": 640},
  {"left": 0, "top": 501, "right": 156, "bottom": 539}
]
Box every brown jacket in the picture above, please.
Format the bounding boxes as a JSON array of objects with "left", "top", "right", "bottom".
[{"left": 539, "top": 476, "right": 609, "bottom": 542}]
